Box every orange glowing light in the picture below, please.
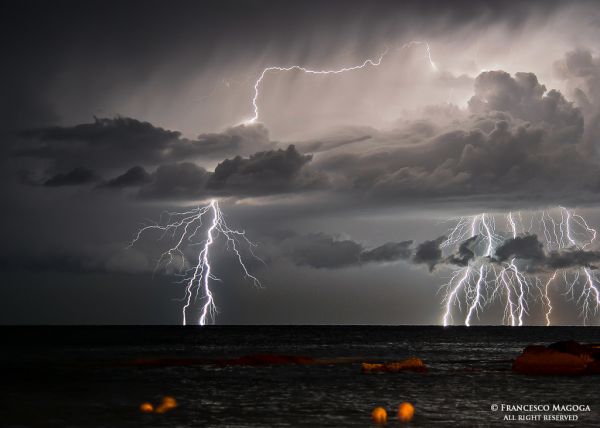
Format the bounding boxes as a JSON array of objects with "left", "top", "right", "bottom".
[
  {"left": 139, "top": 402, "right": 154, "bottom": 413},
  {"left": 155, "top": 396, "right": 178, "bottom": 414},
  {"left": 398, "top": 402, "right": 415, "bottom": 423},
  {"left": 371, "top": 406, "right": 387, "bottom": 424}
]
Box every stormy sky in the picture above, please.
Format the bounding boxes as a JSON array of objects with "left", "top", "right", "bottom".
[{"left": 3, "top": 0, "right": 600, "bottom": 325}]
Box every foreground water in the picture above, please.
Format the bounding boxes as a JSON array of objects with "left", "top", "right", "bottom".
[{"left": 1, "top": 326, "right": 599, "bottom": 427}]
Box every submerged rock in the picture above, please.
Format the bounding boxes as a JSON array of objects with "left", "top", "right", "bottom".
[
  {"left": 512, "top": 341, "right": 600, "bottom": 375},
  {"left": 362, "top": 357, "right": 427, "bottom": 373}
]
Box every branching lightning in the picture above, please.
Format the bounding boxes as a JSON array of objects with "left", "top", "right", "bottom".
[
  {"left": 244, "top": 41, "right": 437, "bottom": 124},
  {"left": 440, "top": 208, "right": 600, "bottom": 326},
  {"left": 129, "top": 41, "right": 440, "bottom": 325},
  {"left": 129, "top": 199, "right": 262, "bottom": 326}
]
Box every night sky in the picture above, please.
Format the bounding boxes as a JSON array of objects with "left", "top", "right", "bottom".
[{"left": 3, "top": 0, "right": 600, "bottom": 325}]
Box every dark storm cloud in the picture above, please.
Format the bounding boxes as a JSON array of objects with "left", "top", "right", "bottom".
[
  {"left": 545, "top": 249, "right": 600, "bottom": 270},
  {"left": 445, "top": 235, "right": 477, "bottom": 267},
  {"left": 138, "top": 162, "right": 211, "bottom": 199},
  {"left": 282, "top": 231, "right": 600, "bottom": 272},
  {"left": 10, "top": 21, "right": 600, "bottom": 208},
  {"left": 0, "top": 252, "right": 101, "bottom": 274},
  {"left": 44, "top": 167, "right": 100, "bottom": 187},
  {"left": 491, "top": 234, "right": 600, "bottom": 271},
  {"left": 206, "top": 145, "right": 323, "bottom": 195},
  {"left": 102, "top": 166, "right": 152, "bottom": 188},
  {"left": 16, "top": 117, "right": 274, "bottom": 170},
  {"left": 10, "top": 65, "right": 600, "bottom": 215},
  {"left": 279, "top": 233, "right": 362, "bottom": 268},
  {"left": 132, "top": 145, "right": 323, "bottom": 199},
  {"left": 412, "top": 236, "right": 445, "bottom": 272},
  {"left": 361, "top": 241, "right": 413, "bottom": 263},
  {"left": 18, "top": 117, "right": 180, "bottom": 167},
  {"left": 275, "top": 232, "right": 488, "bottom": 271},
  {"left": 275, "top": 232, "right": 414, "bottom": 269},
  {"left": 15, "top": 117, "right": 319, "bottom": 198},
  {"left": 412, "top": 233, "right": 600, "bottom": 273},
  {"left": 494, "top": 235, "right": 546, "bottom": 263},
  {"left": 172, "top": 125, "right": 276, "bottom": 160},
  {"left": 21, "top": 68, "right": 596, "bottom": 204}
]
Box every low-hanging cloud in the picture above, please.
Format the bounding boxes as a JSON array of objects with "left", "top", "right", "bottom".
[
  {"left": 133, "top": 145, "right": 324, "bottom": 199},
  {"left": 445, "top": 235, "right": 477, "bottom": 267},
  {"left": 102, "top": 166, "right": 153, "bottom": 188},
  {"left": 206, "top": 145, "right": 324, "bottom": 195},
  {"left": 44, "top": 167, "right": 100, "bottom": 187},
  {"left": 16, "top": 117, "right": 275, "bottom": 172},
  {"left": 494, "top": 234, "right": 600, "bottom": 271},
  {"left": 273, "top": 232, "right": 414, "bottom": 269},
  {"left": 412, "top": 236, "right": 445, "bottom": 272},
  {"left": 494, "top": 234, "right": 546, "bottom": 263}
]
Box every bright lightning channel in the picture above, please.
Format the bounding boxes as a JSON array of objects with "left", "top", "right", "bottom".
[
  {"left": 244, "top": 41, "right": 437, "bottom": 124},
  {"left": 440, "top": 208, "right": 600, "bottom": 326},
  {"left": 129, "top": 199, "right": 262, "bottom": 326}
]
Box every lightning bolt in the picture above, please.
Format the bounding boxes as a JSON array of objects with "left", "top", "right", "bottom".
[
  {"left": 507, "top": 211, "right": 517, "bottom": 239},
  {"left": 439, "top": 207, "right": 600, "bottom": 326},
  {"left": 465, "top": 265, "right": 485, "bottom": 327},
  {"left": 543, "top": 270, "right": 558, "bottom": 326},
  {"left": 498, "top": 266, "right": 517, "bottom": 326},
  {"left": 244, "top": 41, "right": 438, "bottom": 124},
  {"left": 442, "top": 267, "right": 471, "bottom": 326},
  {"left": 129, "top": 199, "right": 262, "bottom": 325},
  {"left": 509, "top": 258, "right": 528, "bottom": 326}
]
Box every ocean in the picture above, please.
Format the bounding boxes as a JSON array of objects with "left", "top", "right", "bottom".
[{"left": 2, "top": 326, "right": 599, "bottom": 427}]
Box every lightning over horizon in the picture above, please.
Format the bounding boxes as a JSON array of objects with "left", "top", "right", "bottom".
[
  {"left": 128, "top": 199, "right": 262, "bottom": 326},
  {"left": 440, "top": 208, "right": 600, "bottom": 327},
  {"left": 124, "top": 39, "right": 443, "bottom": 325}
]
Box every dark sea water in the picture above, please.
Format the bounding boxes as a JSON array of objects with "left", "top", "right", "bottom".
[{"left": 1, "top": 326, "right": 600, "bottom": 427}]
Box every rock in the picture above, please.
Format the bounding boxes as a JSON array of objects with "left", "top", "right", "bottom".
[
  {"left": 587, "top": 360, "right": 600, "bottom": 374},
  {"left": 362, "top": 357, "right": 427, "bottom": 373},
  {"left": 512, "top": 341, "right": 600, "bottom": 375},
  {"left": 512, "top": 346, "right": 587, "bottom": 375},
  {"left": 548, "top": 340, "right": 592, "bottom": 360}
]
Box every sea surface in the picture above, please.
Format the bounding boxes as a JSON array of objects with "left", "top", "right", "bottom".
[{"left": 1, "top": 326, "right": 599, "bottom": 427}]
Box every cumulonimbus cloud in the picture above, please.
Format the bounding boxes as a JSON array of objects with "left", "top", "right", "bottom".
[{"left": 14, "top": 51, "right": 600, "bottom": 207}]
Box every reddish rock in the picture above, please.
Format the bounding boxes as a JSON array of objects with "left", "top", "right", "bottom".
[
  {"left": 548, "top": 340, "right": 591, "bottom": 358},
  {"left": 362, "top": 357, "right": 428, "bottom": 373},
  {"left": 586, "top": 360, "right": 600, "bottom": 374},
  {"left": 512, "top": 342, "right": 600, "bottom": 375}
]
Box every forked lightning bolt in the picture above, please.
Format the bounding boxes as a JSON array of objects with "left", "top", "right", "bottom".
[
  {"left": 440, "top": 208, "right": 600, "bottom": 326},
  {"left": 129, "top": 199, "right": 262, "bottom": 325},
  {"left": 129, "top": 41, "right": 439, "bottom": 324}
]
